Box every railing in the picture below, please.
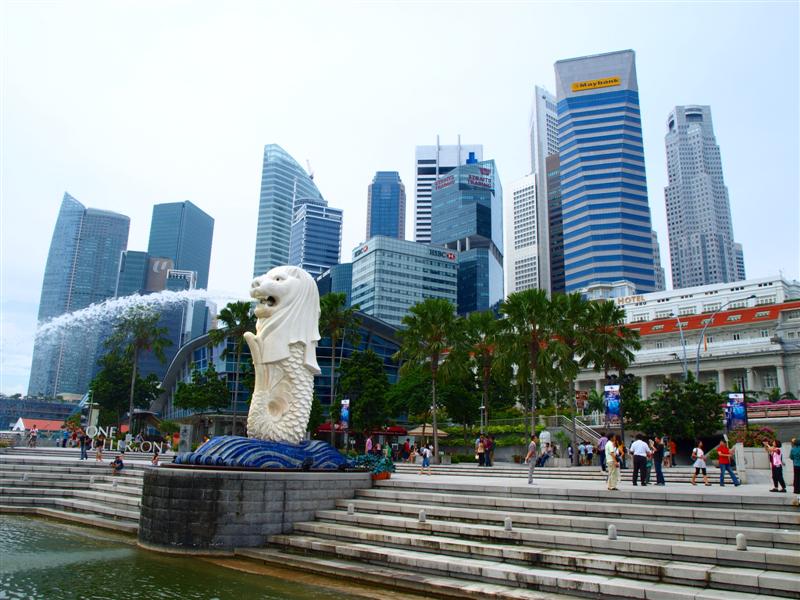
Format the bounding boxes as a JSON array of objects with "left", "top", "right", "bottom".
[
  {"left": 542, "top": 415, "right": 601, "bottom": 445},
  {"left": 747, "top": 403, "right": 800, "bottom": 420}
]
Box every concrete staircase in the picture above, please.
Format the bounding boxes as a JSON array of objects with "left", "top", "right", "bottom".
[
  {"left": 0, "top": 446, "right": 155, "bottom": 533},
  {"left": 394, "top": 462, "right": 722, "bottom": 484},
  {"left": 241, "top": 477, "right": 800, "bottom": 599}
]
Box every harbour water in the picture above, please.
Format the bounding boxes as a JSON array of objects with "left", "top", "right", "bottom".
[{"left": 0, "top": 516, "right": 381, "bottom": 600}]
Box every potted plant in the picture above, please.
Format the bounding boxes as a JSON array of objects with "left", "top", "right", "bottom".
[{"left": 354, "top": 453, "right": 396, "bottom": 480}]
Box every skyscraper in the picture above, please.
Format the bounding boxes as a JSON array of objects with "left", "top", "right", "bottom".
[
  {"left": 28, "top": 193, "right": 130, "bottom": 396},
  {"left": 735, "top": 243, "right": 746, "bottom": 280},
  {"left": 651, "top": 230, "right": 666, "bottom": 291},
  {"left": 288, "top": 197, "right": 343, "bottom": 278},
  {"left": 504, "top": 174, "right": 539, "bottom": 294},
  {"left": 431, "top": 154, "right": 504, "bottom": 313},
  {"left": 554, "top": 50, "right": 657, "bottom": 294},
  {"left": 367, "top": 171, "right": 406, "bottom": 240},
  {"left": 414, "top": 136, "right": 482, "bottom": 244},
  {"left": 147, "top": 201, "right": 214, "bottom": 289},
  {"left": 528, "top": 86, "right": 560, "bottom": 294},
  {"left": 253, "top": 144, "right": 324, "bottom": 276},
  {"left": 664, "top": 105, "right": 744, "bottom": 288},
  {"left": 545, "top": 154, "right": 566, "bottom": 294}
]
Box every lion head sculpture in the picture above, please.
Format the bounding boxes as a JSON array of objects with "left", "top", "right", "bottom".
[{"left": 246, "top": 265, "right": 321, "bottom": 373}]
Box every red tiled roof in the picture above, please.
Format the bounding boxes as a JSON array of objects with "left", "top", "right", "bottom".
[
  {"left": 20, "top": 419, "right": 66, "bottom": 431},
  {"left": 628, "top": 300, "right": 800, "bottom": 337}
]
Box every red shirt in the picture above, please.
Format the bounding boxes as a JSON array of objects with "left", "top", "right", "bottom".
[{"left": 718, "top": 443, "right": 732, "bottom": 465}]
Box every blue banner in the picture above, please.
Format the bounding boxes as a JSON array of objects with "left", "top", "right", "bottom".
[
  {"left": 604, "top": 385, "right": 621, "bottom": 427},
  {"left": 726, "top": 393, "right": 747, "bottom": 430}
]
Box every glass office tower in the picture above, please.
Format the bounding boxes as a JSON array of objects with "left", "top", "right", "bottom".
[
  {"left": 288, "top": 197, "right": 343, "bottom": 279},
  {"left": 554, "top": 50, "right": 657, "bottom": 293},
  {"left": 253, "top": 144, "right": 324, "bottom": 276},
  {"left": 147, "top": 200, "right": 213, "bottom": 290},
  {"left": 28, "top": 193, "right": 130, "bottom": 397},
  {"left": 366, "top": 171, "right": 406, "bottom": 240},
  {"left": 430, "top": 155, "right": 504, "bottom": 314}
]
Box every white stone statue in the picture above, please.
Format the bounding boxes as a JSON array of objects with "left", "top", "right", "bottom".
[{"left": 244, "top": 266, "right": 321, "bottom": 444}]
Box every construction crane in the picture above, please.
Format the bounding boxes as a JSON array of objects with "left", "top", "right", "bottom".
[{"left": 305, "top": 159, "right": 314, "bottom": 180}]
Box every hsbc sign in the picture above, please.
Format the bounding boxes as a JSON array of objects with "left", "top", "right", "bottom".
[
  {"left": 353, "top": 245, "right": 369, "bottom": 258},
  {"left": 429, "top": 248, "right": 456, "bottom": 260}
]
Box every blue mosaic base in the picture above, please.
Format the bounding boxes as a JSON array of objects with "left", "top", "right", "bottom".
[{"left": 174, "top": 436, "right": 352, "bottom": 470}]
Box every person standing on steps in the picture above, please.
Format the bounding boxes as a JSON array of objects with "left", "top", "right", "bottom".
[
  {"left": 717, "top": 439, "right": 740, "bottom": 487},
  {"left": 691, "top": 440, "right": 710, "bottom": 486},
  {"left": 789, "top": 438, "right": 800, "bottom": 495},
  {"left": 597, "top": 432, "right": 608, "bottom": 472},
  {"left": 630, "top": 434, "right": 650, "bottom": 486},
  {"left": 652, "top": 436, "right": 666, "bottom": 486},
  {"left": 765, "top": 439, "right": 787, "bottom": 493},
  {"left": 525, "top": 434, "right": 538, "bottom": 485},
  {"left": 418, "top": 444, "right": 432, "bottom": 475},
  {"left": 605, "top": 433, "right": 619, "bottom": 490},
  {"left": 78, "top": 430, "right": 89, "bottom": 460}
]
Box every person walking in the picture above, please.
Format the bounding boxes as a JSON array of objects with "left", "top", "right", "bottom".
[
  {"left": 476, "top": 436, "right": 486, "bottom": 467},
  {"left": 597, "top": 432, "right": 608, "bottom": 472},
  {"left": 652, "top": 436, "right": 666, "bottom": 485},
  {"left": 765, "top": 439, "right": 787, "bottom": 492},
  {"left": 418, "top": 444, "right": 433, "bottom": 475},
  {"left": 95, "top": 434, "right": 105, "bottom": 462},
  {"left": 668, "top": 439, "right": 677, "bottom": 467},
  {"left": 586, "top": 441, "right": 594, "bottom": 466},
  {"left": 630, "top": 434, "right": 650, "bottom": 486},
  {"left": 605, "top": 433, "right": 619, "bottom": 491},
  {"left": 402, "top": 438, "right": 411, "bottom": 463},
  {"left": 484, "top": 435, "right": 494, "bottom": 467},
  {"left": 28, "top": 425, "right": 39, "bottom": 448},
  {"left": 789, "top": 438, "right": 800, "bottom": 495},
  {"left": 691, "top": 440, "right": 710, "bottom": 486},
  {"left": 717, "top": 439, "right": 740, "bottom": 487},
  {"left": 525, "top": 434, "right": 538, "bottom": 485},
  {"left": 365, "top": 435, "right": 373, "bottom": 455}
]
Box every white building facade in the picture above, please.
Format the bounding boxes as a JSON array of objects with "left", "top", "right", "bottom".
[{"left": 504, "top": 174, "right": 539, "bottom": 294}]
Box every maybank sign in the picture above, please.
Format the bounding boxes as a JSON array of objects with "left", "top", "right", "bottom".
[{"left": 571, "top": 76, "right": 621, "bottom": 93}]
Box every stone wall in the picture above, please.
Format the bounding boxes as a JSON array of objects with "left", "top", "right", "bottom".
[{"left": 138, "top": 466, "right": 371, "bottom": 553}]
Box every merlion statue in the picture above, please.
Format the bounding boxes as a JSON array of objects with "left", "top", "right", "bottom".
[{"left": 244, "top": 265, "right": 321, "bottom": 444}]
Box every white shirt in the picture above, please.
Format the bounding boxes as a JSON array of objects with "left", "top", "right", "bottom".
[
  {"left": 605, "top": 440, "right": 616, "bottom": 463},
  {"left": 630, "top": 439, "right": 650, "bottom": 457}
]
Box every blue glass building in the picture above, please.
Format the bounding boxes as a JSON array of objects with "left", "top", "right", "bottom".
[
  {"left": 367, "top": 171, "right": 406, "bottom": 240},
  {"left": 28, "top": 193, "right": 130, "bottom": 397},
  {"left": 288, "top": 197, "right": 343, "bottom": 278},
  {"left": 316, "top": 263, "right": 353, "bottom": 306},
  {"left": 147, "top": 201, "right": 214, "bottom": 290},
  {"left": 554, "top": 50, "right": 656, "bottom": 293},
  {"left": 430, "top": 156, "right": 504, "bottom": 314},
  {"left": 253, "top": 144, "right": 324, "bottom": 276}
]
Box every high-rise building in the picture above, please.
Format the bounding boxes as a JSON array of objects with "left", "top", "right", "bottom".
[
  {"left": 288, "top": 197, "right": 343, "bottom": 278},
  {"left": 148, "top": 201, "right": 213, "bottom": 290},
  {"left": 351, "top": 236, "right": 458, "bottom": 326},
  {"left": 734, "top": 243, "right": 746, "bottom": 280},
  {"left": 28, "top": 193, "right": 130, "bottom": 397},
  {"left": 528, "top": 86, "right": 559, "bottom": 294},
  {"left": 504, "top": 174, "right": 539, "bottom": 294},
  {"left": 367, "top": 171, "right": 406, "bottom": 240},
  {"left": 253, "top": 144, "right": 323, "bottom": 276},
  {"left": 664, "top": 105, "right": 743, "bottom": 288},
  {"left": 414, "top": 136, "right": 482, "bottom": 244},
  {"left": 430, "top": 154, "right": 504, "bottom": 313},
  {"left": 316, "top": 263, "right": 353, "bottom": 306},
  {"left": 554, "top": 50, "right": 657, "bottom": 294},
  {"left": 545, "top": 155, "right": 566, "bottom": 294},
  {"left": 651, "top": 230, "right": 666, "bottom": 291}
]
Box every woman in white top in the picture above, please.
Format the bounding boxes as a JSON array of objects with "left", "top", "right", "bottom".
[{"left": 690, "top": 440, "right": 710, "bottom": 486}]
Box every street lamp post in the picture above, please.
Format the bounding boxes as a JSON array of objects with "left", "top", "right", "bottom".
[
  {"left": 673, "top": 314, "right": 689, "bottom": 379},
  {"left": 694, "top": 295, "right": 757, "bottom": 380}
]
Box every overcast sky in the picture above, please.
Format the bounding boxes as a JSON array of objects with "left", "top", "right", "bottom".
[{"left": 1, "top": 1, "right": 798, "bottom": 395}]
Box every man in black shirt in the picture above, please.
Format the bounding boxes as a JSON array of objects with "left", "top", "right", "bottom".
[{"left": 652, "top": 436, "right": 666, "bottom": 485}]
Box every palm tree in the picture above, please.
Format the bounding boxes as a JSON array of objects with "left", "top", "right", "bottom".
[
  {"left": 319, "top": 293, "right": 361, "bottom": 446},
  {"left": 208, "top": 301, "right": 256, "bottom": 436},
  {"left": 550, "top": 293, "right": 593, "bottom": 462},
  {"left": 498, "top": 289, "right": 552, "bottom": 435},
  {"left": 584, "top": 300, "right": 640, "bottom": 380},
  {"left": 106, "top": 307, "right": 172, "bottom": 435},
  {"left": 394, "top": 297, "right": 458, "bottom": 459},
  {"left": 459, "top": 311, "right": 501, "bottom": 433}
]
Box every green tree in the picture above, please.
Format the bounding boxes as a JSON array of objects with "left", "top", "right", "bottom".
[
  {"left": 498, "top": 289, "right": 553, "bottom": 435},
  {"left": 385, "top": 366, "right": 432, "bottom": 419},
  {"left": 394, "top": 297, "right": 458, "bottom": 458},
  {"left": 307, "top": 393, "right": 325, "bottom": 435},
  {"left": 631, "top": 374, "right": 724, "bottom": 441},
  {"left": 319, "top": 292, "right": 361, "bottom": 446},
  {"left": 158, "top": 419, "right": 180, "bottom": 437},
  {"left": 438, "top": 367, "right": 480, "bottom": 447},
  {"left": 90, "top": 350, "right": 160, "bottom": 427},
  {"left": 583, "top": 300, "right": 641, "bottom": 379},
  {"left": 207, "top": 301, "right": 256, "bottom": 435},
  {"left": 337, "top": 350, "right": 389, "bottom": 432},
  {"left": 173, "top": 363, "right": 230, "bottom": 413},
  {"left": 105, "top": 307, "right": 172, "bottom": 434},
  {"left": 458, "top": 311, "right": 502, "bottom": 431}
]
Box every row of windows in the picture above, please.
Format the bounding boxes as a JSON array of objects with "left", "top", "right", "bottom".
[
  {"left": 561, "top": 180, "right": 649, "bottom": 202},
  {"left": 560, "top": 151, "right": 646, "bottom": 173},
  {"left": 560, "top": 132, "right": 643, "bottom": 153}
]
